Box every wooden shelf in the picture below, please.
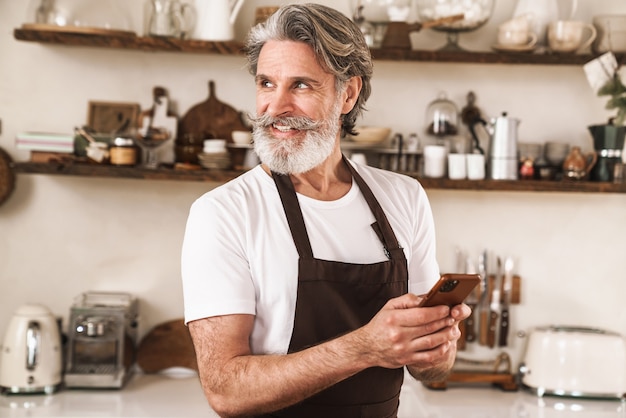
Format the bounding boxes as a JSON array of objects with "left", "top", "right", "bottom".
[
  {"left": 12, "top": 161, "right": 626, "bottom": 194},
  {"left": 13, "top": 27, "right": 244, "bottom": 56},
  {"left": 13, "top": 27, "right": 621, "bottom": 65},
  {"left": 11, "top": 26, "right": 626, "bottom": 194}
]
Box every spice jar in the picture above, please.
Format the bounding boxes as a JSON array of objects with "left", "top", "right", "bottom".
[{"left": 110, "top": 136, "right": 138, "bottom": 166}]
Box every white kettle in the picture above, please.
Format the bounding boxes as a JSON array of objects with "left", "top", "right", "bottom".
[
  {"left": 194, "top": 0, "right": 244, "bottom": 41},
  {"left": 0, "top": 304, "right": 62, "bottom": 394}
]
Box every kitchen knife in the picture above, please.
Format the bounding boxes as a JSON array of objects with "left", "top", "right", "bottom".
[
  {"left": 487, "top": 257, "right": 502, "bottom": 348},
  {"left": 464, "top": 256, "right": 478, "bottom": 343},
  {"left": 498, "top": 256, "right": 514, "bottom": 347},
  {"left": 477, "top": 251, "right": 490, "bottom": 346},
  {"left": 455, "top": 247, "right": 468, "bottom": 350}
]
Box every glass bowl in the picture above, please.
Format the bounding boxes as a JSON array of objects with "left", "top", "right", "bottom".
[{"left": 415, "top": 0, "right": 495, "bottom": 51}]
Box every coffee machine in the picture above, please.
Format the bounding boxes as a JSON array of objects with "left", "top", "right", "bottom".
[{"left": 64, "top": 291, "right": 138, "bottom": 389}]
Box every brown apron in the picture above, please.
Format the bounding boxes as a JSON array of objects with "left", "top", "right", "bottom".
[{"left": 261, "top": 157, "right": 408, "bottom": 418}]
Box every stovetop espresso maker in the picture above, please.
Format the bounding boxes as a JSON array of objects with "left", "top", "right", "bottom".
[
  {"left": 487, "top": 112, "right": 520, "bottom": 180},
  {"left": 588, "top": 124, "right": 625, "bottom": 182}
]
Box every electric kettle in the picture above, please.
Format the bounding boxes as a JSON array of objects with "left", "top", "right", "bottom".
[{"left": 0, "top": 303, "right": 62, "bottom": 394}]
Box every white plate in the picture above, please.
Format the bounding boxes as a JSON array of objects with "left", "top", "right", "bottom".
[{"left": 491, "top": 43, "right": 536, "bottom": 53}]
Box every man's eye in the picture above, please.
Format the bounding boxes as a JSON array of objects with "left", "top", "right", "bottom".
[
  {"left": 259, "top": 80, "right": 273, "bottom": 88},
  {"left": 295, "top": 81, "right": 309, "bottom": 89}
]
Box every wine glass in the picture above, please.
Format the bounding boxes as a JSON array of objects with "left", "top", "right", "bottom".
[
  {"left": 415, "top": 0, "right": 494, "bottom": 51},
  {"left": 134, "top": 127, "right": 171, "bottom": 169}
]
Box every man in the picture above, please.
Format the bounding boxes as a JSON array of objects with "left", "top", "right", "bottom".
[{"left": 181, "top": 4, "right": 470, "bottom": 417}]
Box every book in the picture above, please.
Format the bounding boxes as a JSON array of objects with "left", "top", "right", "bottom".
[{"left": 16, "top": 132, "right": 74, "bottom": 153}]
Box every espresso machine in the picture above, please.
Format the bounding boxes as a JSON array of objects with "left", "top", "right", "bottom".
[{"left": 64, "top": 291, "right": 139, "bottom": 389}]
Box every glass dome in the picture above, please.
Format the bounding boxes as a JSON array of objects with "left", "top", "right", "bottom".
[{"left": 425, "top": 91, "right": 459, "bottom": 137}]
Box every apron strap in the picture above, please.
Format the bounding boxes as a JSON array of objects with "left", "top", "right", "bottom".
[
  {"left": 342, "top": 155, "right": 404, "bottom": 260},
  {"left": 271, "top": 172, "right": 315, "bottom": 258},
  {"left": 271, "top": 155, "right": 403, "bottom": 260}
]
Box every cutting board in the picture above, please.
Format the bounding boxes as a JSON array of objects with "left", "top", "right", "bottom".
[
  {"left": 178, "top": 80, "right": 248, "bottom": 142},
  {"left": 136, "top": 318, "right": 198, "bottom": 373}
]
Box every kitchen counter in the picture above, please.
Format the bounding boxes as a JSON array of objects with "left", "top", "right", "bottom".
[{"left": 0, "top": 369, "right": 623, "bottom": 418}]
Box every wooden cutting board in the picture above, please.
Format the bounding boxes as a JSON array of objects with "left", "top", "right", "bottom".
[
  {"left": 178, "top": 80, "right": 248, "bottom": 143},
  {"left": 136, "top": 318, "right": 198, "bottom": 373}
]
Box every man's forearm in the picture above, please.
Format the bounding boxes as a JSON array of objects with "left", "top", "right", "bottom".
[{"left": 197, "top": 331, "right": 370, "bottom": 417}]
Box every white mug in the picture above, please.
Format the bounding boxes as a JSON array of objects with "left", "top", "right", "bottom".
[
  {"left": 447, "top": 153, "right": 467, "bottom": 180},
  {"left": 548, "top": 20, "right": 597, "bottom": 53},
  {"left": 497, "top": 27, "right": 538, "bottom": 48},
  {"left": 466, "top": 154, "right": 486, "bottom": 180},
  {"left": 423, "top": 145, "right": 447, "bottom": 178},
  {"left": 497, "top": 15, "right": 537, "bottom": 48}
]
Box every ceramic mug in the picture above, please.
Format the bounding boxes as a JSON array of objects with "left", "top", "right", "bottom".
[
  {"left": 466, "top": 154, "right": 486, "bottom": 180},
  {"left": 548, "top": 20, "right": 597, "bottom": 53},
  {"left": 497, "top": 27, "right": 538, "bottom": 48},
  {"left": 423, "top": 145, "right": 447, "bottom": 178},
  {"left": 497, "top": 14, "right": 537, "bottom": 48},
  {"left": 447, "top": 153, "right": 467, "bottom": 179}
]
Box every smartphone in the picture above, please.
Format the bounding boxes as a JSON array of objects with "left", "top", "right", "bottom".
[{"left": 417, "top": 273, "right": 481, "bottom": 307}]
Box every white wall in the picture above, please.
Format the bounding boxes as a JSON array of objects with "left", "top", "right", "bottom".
[{"left": 1, "top": 0, "right": 626, "bottom": 366}]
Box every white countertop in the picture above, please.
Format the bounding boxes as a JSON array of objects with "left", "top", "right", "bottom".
[{"left": 1, "top": 369, "right": 623, "bottom": 418}]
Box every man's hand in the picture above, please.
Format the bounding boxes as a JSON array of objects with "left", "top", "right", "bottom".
[{"left": 352, "top": 293, "right": 470, "bottom": 378}]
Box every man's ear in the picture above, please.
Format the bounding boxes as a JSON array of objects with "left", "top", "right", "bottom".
[{"left": 341, "top": 76, "right": 363, "bottom": 114}]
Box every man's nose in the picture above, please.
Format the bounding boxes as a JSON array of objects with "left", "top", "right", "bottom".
[{"left": 265, "top": 87, "right": 294, "bottom": 117}]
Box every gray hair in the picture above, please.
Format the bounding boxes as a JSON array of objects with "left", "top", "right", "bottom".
[{"left": 244, "top": 3, "right": 373, "bottom": 137}]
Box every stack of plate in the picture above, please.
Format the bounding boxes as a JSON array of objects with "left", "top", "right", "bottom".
[
  {"left": 199, "top": 139, "right": 231, "bottom": 169},
  {"left": 198, "top": 152, "right": 231, "bottom": 169}
]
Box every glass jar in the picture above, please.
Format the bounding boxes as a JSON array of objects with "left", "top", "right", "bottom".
[
  {"left": 26, "top": 0, "right": 132, "bottom": 31},
  {"left": 351, "top": 0, "right": 411, "bottom": 48},
  {"left": 110, "top": 136, "right": 138, "bottom": 166}
]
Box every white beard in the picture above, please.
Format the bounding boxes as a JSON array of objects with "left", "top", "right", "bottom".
[{"left": 251, "top": 100, "right": 342, "bottom": 175}]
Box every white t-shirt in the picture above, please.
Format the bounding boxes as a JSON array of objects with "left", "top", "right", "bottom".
[{"left": 181, "top": 161, "right": 440, "bottom": 355}]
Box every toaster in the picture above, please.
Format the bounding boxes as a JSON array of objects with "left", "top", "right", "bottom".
[{"left": 519, "top": 325, "right": 626, "bottom": 399}]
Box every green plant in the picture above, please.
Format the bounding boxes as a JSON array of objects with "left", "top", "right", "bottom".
[{"left": 597, "top": 72, "right": 626, "bottom": 125}]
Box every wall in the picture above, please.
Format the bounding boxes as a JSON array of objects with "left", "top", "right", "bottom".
[{"left": 1, "top": 0, "right": 626, "bottom": 366}]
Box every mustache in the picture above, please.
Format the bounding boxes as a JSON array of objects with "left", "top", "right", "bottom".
[{"left": 248, "top": 113, "right": 322, "bottom": 131}]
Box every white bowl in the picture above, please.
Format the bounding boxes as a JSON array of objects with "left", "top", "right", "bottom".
[
  {"left": 350, "top": 126, "right": 391, "bottom": 144},
  {"left": 231, "top": 130, "right": 252, "bottom": 145},
  {"left": 203, "top": 139, "right": 227, "bottom": 153}
]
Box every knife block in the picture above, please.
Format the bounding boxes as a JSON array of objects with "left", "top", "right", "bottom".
[{"left": 486, "top": 274, "right": 522, "bottom": 305}]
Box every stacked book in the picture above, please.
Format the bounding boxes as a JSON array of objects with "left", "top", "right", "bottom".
[
  {"left": 16, "top": 132, "right": 75, "bottom": 162},
  {"left": 16, "top": 132, "right": 74, "bottom": 153}
]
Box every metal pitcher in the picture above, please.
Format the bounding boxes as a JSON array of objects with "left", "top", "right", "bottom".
[{"left": 194, "top": 0, "right": 245, "bottom": 41}]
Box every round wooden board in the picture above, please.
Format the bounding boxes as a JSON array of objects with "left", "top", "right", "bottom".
[
  {"left": 0, "top": 147, "right": 15, "bottom": 206},
  {"left": 136, "top": 318, "right": 198, "bottom": 373}
]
